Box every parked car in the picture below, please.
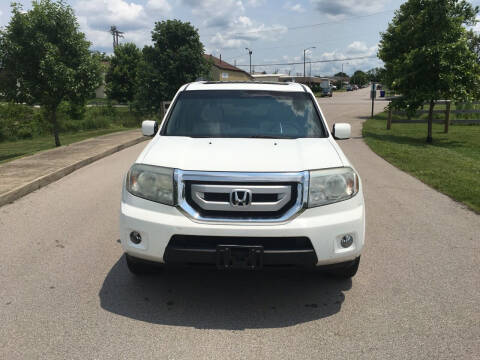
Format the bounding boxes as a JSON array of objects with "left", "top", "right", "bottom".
[
  {"left": 120, "top": 81, "right": 365, "bottom": 278},
  {"left": 321, "top": 86, "right": 333, "bottom": 97},
  {"left": 346, "top": 85, "right": 353, "bottom": 91}
]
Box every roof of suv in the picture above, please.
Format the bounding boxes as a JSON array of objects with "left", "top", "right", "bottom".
[{"left": 185, "top": 81, "right": 308, "bottom": 93}]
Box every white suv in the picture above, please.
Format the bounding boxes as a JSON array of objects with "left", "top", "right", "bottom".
[{"left": 120, "top": 81, "right": 365, "bottom": 278}]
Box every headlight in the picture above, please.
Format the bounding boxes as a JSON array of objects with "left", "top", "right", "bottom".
[
  {"left": 308, "top": 167, "right": 359, "bottom": 207},
  {"left": 126, "top": 164, "right": 174, "bottom": 205}
]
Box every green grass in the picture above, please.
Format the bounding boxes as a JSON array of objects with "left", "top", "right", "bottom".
[
  {"left": 363, "top": 112, "right": 480, "bottom": 213},
  {"left": 0, "top": 126, "right": 134, "bottom": 164}
]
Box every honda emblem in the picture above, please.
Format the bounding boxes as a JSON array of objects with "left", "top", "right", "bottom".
[{"left": 230, "top": 189, "right": 252, "bottom": 207}]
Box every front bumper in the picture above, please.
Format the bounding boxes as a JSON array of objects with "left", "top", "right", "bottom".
[{"left": 120, "top": 188, "right": 365, "bottom": 267}]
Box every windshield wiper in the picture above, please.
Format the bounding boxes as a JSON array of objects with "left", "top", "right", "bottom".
[
  {"left": 246, "top": 135, "right": 296, "bottom": 139},
  {"left": 184, "top": 135, "right": 297, "bottom": 139}
]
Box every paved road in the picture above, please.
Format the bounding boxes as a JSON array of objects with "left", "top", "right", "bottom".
[{"left": 1, "top": 88, "right": 478, "bottom": 359}]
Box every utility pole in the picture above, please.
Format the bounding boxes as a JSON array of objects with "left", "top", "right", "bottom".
[
  {"left": 110, "top": 25, "right": 124, "bottom": 51},
  {"left": 245, "top": 48, "right": 253, "bottom": 74},
  {"left": 341, "top": 62, "right": 349, "bottom": 89},
  {"left": 303, "top": 47, "right": 315, "bottom": 78}
]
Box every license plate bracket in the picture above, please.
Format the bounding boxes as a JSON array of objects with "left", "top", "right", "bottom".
[{"left": 216, "top": 245, "right": 264, "bottom": 270}]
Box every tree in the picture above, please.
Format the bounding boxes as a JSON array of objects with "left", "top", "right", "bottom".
[
  {"left": 105, "top": 43, "right": 141, "bottom": 104},
  {"left": 350, "top": 70, "right": 369, "bottom": 86},
  {"left": 0, "top": 0, "right": 101, "bottom": 147},
  {"left": 135, "top": 20, "right": 210, "bottom": 114},
  {"left": 379, "top": 0, "right": 480, "bottom": 143},
  {"left": 92, "top": 50, "right": 110, "bottom": 62},
  {"left": 334, "top": 72, "right": 348, "bottom": 78},
  {"left": 466, "top": 30, "right": 480, "bottom": 62},
  {"left": 367, "top": 67, "right": 386, "bottom": 83}
]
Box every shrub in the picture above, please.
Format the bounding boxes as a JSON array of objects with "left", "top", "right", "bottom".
[
  {"left": 0, "top": 103, "right": 36, "bottom": 140},
  {"left": 0, "top": 101, "right": 142, "bottom": 143}
]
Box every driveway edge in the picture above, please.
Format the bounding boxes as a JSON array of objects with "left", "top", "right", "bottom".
[{"left": 0, "top": 136, "right": 148, "bottom": 207}]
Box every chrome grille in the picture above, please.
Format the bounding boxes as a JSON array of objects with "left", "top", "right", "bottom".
[
  {"left": 191, "top": 184, "right": 291, "bottom": 212},
  {"left": 175, "top": 170, "right": 309, "bottom": 224}
]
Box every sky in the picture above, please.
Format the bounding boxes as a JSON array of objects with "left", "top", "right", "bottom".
[{"left": 1, "top": 0, "right": 480, "bottom": 76}]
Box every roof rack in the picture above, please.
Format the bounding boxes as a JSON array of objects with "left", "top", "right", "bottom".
[{"left": 200, "top": 81, "right": 292, "bottom": 86}]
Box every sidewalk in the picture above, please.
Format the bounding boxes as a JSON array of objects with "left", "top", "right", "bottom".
[{"left": 0, "top": 129, "right": 148, "bottom": 207}]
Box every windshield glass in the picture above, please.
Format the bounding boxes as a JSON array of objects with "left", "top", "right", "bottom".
[{"left": 162, "top": 90, "right": 326, "bottom": 138}]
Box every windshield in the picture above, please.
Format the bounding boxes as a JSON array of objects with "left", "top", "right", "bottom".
[{"left": 162, "top": 90, "right": 327, "bottom": 138}]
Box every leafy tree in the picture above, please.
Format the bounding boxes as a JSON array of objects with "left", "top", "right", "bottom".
[
  {"left": 105, "top": 43, "right": 141, "bottom": 104},
  {"left": 334, "top": 72, "right": 348, "bottom": 78},
  {"left": 466, "top": 30, "right": 480, "bottom": 62},
  {"left": 91, "top": 50, "right": 110, "bottom": 62},
  {"left": 379, "top": 0, "right": 480, "bottom": 143},
  {"left": 135, "top": 20, "right": 210, "bottom": 114},
  {"left": 350, "top": 70, "right": 369, "bottom": 86},
  {"left": 366, "top": 67, "right": 386, "bottom": 83},
  {"left": 0, "top": 0, "right": 101, "bottom": 146}
]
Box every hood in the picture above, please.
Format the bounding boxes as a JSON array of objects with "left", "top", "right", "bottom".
[{"left": 139, "top": 136, "right": 344, "bottom": 172}]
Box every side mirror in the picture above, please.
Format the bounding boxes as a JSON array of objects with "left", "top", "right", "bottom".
[
  {"left": 142, "top": 120, "right": 158, "bottom": 136},
  {"left": 332, "top": 123, "right": 351, "bottom": 140}
]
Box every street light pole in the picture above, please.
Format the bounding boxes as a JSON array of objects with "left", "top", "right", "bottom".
[
  {"left": 245, "top": 48, "right": 253, "bottom": 74},
  {"left": 303, "top": 46, "right": 315, "bottom": 78}
]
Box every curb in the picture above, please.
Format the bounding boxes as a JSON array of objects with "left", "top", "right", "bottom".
[{"left": 0, "top": 136, "right": 148, "bottom": 208}]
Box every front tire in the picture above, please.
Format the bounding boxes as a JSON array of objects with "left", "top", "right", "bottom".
[
  {"left": 125, "top": 254, "right": 162, "bottom": 275},
  {"left": 329, "top": 257, "right": 360, "bottom": 278}
]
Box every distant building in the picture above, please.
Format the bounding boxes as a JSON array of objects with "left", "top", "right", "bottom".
[
  {"left": 277, "top": 76, "right": 325, "bottom": 85},
  {"left": 205, "top": 54, "right": 253, "bottom": 82},
  {"left": 252, "top": 73, "right": 286, "bottom": 82}
]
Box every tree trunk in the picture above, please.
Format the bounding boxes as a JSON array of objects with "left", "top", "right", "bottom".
[
  {"left": 51, "top": 106, "right": 61, "bottom": 147},
  {"left": 427, "top": 100, "right": 434, "bottom": 143}
]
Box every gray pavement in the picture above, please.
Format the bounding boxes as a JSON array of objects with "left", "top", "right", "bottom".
[
  {"left": 0, "top": 129, "right": 147, "bottom": 207},
  {"left": 0, "top": 88, "right": 478, "bottom": 359}
]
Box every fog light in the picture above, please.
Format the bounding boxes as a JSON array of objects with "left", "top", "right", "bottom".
[
  {"left": 130, "top": 231, "right": 142, "bottom": 244},
  {"left": 340, "top": 234, "right": 354, "bottom": 248}
]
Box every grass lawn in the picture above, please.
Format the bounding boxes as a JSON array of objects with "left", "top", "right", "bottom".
[
  {"left": 0, "top": 126, "right": 135, "bottom": 164},
  {"left": 363, "top": 112, "right": 480, "bottom": 213}
]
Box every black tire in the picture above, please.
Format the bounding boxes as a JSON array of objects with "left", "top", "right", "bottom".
[
  {"left": 125, "top": 253, "right": 162, "bottom": 275},
  {"left": 329, "top": 257, "right": 360, "bottom": 279}
]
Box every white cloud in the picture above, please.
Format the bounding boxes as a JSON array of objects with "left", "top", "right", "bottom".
[
  {"left": 284, "top": 2, "right": 305, "bottom": 13},
  {"left": 310, "top": 41, "right": 380, "bottom": 75},
  {"left": 311, "top": 0, "right": 384, "bottom": 18},
  {"left": 182, "top": 0, "right": 245, "bottom": 28},
  {"left": 76, "top": 0, "right": 148, "bottom": 31},
  {"left": 146, "top": 0, "right": 172, "bottom": 12},
  {"left": 246, "top": 0, "right": 265, "bottom": 7},
  {"left": 74, "top": 0, "right": 171, "bottom": 52},
  {"left": 209, "top": 16, "right": 287, "bottom": 49},
  {"left": 182, "top": 0, "right": 286, "bottom": 50},
  {"left": 346, "top": 41, "right": 378, "bottom": 56}
]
